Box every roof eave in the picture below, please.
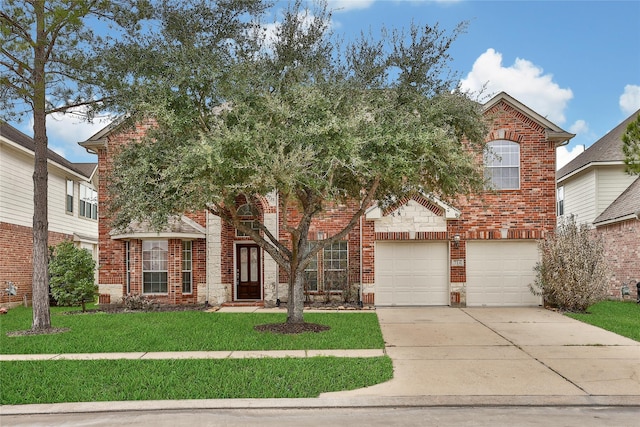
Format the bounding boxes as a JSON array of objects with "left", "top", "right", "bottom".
[
  {"left": 111, "top": 232, "right": 205, "bottom": 241},
  {"left": 594, "top": 213, "right": 640, "bottom": 227},
  {"left": 546, "top": 130, "right": 575, "bottom": 147},
  {"left": 557, "top": 161, "right": 626, "bottom": 183}
]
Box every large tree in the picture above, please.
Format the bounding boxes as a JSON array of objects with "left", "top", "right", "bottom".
[
  {"left": 0, "top": 0, "right": 147, "bottom": 330},
  {"left": 107, "top": 0, "right": 489, "bottom": 324}
]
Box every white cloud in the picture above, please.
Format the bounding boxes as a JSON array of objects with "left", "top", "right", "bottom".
[
  {"left": 556, "top": 144, "right": 584, "bottom": 170},
  {"left": 44, "top": 109, "right": 113, "bottom": 162},
  {"left": 619, "top": 84, "right": 640, "bottom": 115},
  {"left": 568, "top": 119, "right": 589, "bottom": 136},
  {"left": 460, "top": 48, "right": 573, "bottom": 124},
  {"left": 328, "top": 0, "right": 375, "bottom": 12}
]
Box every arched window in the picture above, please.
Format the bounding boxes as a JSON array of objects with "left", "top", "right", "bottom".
[{"left": 484, "top": 140, "right": 520, "bottom": 190}]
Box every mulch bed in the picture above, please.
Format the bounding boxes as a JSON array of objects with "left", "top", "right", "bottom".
[
  {"left": 254, "top": 322, "right": 331, "bottom": 334},
  {"left": 7, "top": 327, "right": 70, "bottom": 337}
]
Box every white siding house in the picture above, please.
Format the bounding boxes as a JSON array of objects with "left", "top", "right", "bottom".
[
  {"left": 556, "top": 110, "right": 640, "bottom": 299},
  {"left": 1, "top": 122, "right": 98, "bottom": 306}
]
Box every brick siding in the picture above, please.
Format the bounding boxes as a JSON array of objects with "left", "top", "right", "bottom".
[
  {"left": 0, "top": 222, "right": 72, "bottom": 306},
  {"left": 596, "top": 219, "right": 640, "bottom": 299}
]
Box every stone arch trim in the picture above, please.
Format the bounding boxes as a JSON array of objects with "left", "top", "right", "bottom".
[{"left": 382, "top": 193, "right": 444, "bottom": 217}]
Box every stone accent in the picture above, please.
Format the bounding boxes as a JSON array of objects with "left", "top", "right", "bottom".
[
  {"left": 374, "top": 199, "right": 447, "bottom": 234},
  {"left": 206, "top": 213, "right": 225, "bottom": 304},
  {"left": 262, "top": 212, "right": 278, "bottom": 305}
]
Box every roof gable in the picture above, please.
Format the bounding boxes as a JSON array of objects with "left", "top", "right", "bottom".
[
  {"left": 557, "top": 109, "right": 640, "bottom": 181},
  {"left": 483, "top": 92, "right": 574, "bottom": 145},
  {"left": 594, "top": 176, "right": 640, "bottom": 226},
  {"left": 366, "top": 193, "right": 460, "bottom": 220}
]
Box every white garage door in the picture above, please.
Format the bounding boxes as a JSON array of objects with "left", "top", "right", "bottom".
[
  {"left": 375, "top": 242, "right": 448, "bottom": 306},
  {"left": 467, "top": 241, "right": 541, "bottom": 307}
]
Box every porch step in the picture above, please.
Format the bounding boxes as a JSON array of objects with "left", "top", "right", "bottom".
[{"left": 221, "top": 301, "right": 265, "bottom": 307}]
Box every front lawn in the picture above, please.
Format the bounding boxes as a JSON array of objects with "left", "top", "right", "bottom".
[
  {"left": 0, "top": 306, "right": 385, "bottom": 354},
  {"left": 0, "top": 306, "right": 393, "bottom": 404},
  {"left": 0, "top": 357, "right": 393, "bottom": 404},
  {"left": 566, "top": 300, "right": 640, "bottom": 342}
]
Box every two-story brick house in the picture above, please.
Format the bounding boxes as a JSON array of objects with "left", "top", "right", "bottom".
[
  {"left": 82, "top": 92, "right": 572, "bottom": 307},
  {"left": 1, "top": 122, "right": 99, "bottom": 307}
]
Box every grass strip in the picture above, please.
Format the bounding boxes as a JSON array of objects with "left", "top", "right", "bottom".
[
  {"left": 1, "top": 306, "right": 385, "bottom": 354},
  {"left": 566, "top": 300, "right": 640, "bottom": 342},
  {"left": 0, "top": 356, "right": 393, "bottom": 405}
]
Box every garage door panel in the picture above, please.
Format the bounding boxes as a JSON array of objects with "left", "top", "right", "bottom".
[
  {"left": 467, "top": 241, "right": 541, "bottom": 307},
  {"left": 375, "top": 242, "right": 448, "bottom": 306}
]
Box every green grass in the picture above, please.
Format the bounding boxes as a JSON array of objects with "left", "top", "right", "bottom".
[
  {"left": 0, "top": 306, "right": 385, "bottom": 354},
  {"left": 566, "top": 300, "right": 640, "bottom": 342},
  {"left": 0, "top": 357, "right": 393, "bottom": 404},
  {"left": 0, "top": 306, "right": 393, "bottom": 404}
]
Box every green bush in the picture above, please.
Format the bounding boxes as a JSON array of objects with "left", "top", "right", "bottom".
[
  {"left": 49, "top": 241, "right": 97, "bottom": 311},
  {"left": 530, "top": 217, "right": 610, "bottom": 312}
]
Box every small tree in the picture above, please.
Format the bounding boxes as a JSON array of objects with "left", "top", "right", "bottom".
[
  {"left": 530, "top": 217, "right": 610, "bottom": 312},
  {"left": 49, "top": 241, "right": 97, "bottom": 311},
  {"left": 622, "top": 113, "right": 640, "bottom": 175}
]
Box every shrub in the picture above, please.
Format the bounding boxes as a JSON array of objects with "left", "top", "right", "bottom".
[
  {"left": 530, "top": 217, "right": 610, "bottom": 312},
  {"left": 48, "top": 241, "right": 97, "bottom": 311},
  {"left": 121, "top": 293, "right": 156, "bottom": 311}
]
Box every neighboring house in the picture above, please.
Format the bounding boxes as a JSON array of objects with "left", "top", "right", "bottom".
[
  {"left": 557, "top": 110, "right": 640, "bottom": 299},
  {"left": 0, "top": 122, "right": 99, "bottom": 307},
  {"left": 82, "top": 92, "right": 572, "bottom": 307}
]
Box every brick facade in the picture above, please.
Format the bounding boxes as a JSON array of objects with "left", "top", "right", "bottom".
[
  {"left": 93, "top": 93, "right": 564, "bottom": 307},
  {"left": 596, "top": 219, "right": 640, "bottom": 300},
  {"left": 0, "top": 222, "right": 72, "bottom": 306}
]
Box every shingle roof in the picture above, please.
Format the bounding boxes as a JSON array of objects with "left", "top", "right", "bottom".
[
  {"left": 110, "top": 215, "right": 206, "bottom": 239},
  {"left": 0, "top": 121, "right": 96, "bottom": 179},
  {"left": 557, "top": 110, "right": 640, "bottom": 180},
  {"left": 593, "top": 176, "right": 640, "bottom": 225}
]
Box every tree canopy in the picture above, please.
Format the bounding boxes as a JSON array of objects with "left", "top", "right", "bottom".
[
  {"left": 622, "top": 112, "right": 640, "bottom": 175},
  {"left": 105, "top": 0, "right": 489, "bottom": 323}
]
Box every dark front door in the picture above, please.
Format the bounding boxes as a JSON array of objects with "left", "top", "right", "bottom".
[{"left": 236, "top": 244, "right": 261, "bottom": 300}]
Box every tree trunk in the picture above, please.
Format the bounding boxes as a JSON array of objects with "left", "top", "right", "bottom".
[
  {"left": 286, "top": 269, "right": 305, "bottom": 324},
  {"left": 31, "top": 2, "right": 51, "bottom": 331}
]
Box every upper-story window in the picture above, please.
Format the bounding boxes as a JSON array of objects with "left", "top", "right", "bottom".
[
  {"left": 557, "top": 186, "right": 564, "bottom": 216},
  {"left": 66, "top": 179, "right": 74, "bottom": 213},
  {"left": 484, "top": 140, "right": 520, "bottom": 190},
  {"left": 79, "top": 184, "right": 98, "bottom": 220}
]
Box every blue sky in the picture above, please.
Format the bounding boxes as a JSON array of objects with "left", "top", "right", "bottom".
[{"left": 10, "top": 0, "right": 640, "bottom": 168}]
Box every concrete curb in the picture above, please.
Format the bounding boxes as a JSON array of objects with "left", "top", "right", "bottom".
[{"left": 3, "top": 395, "right": 640, "bottom": 416}]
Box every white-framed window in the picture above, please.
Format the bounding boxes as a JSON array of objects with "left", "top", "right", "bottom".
[
  {"left": 66, "top": 179, "right": 74, "bottom": 213},
  {"left": 557, "top": 186, "right": 564, "bottom": 216},
  {"left": 304, "top": 242, "right": 319, "bottom": 292},
  {"left": 142, "top": 240, "right": 168, "bottom": 293},
  {"left": 304, "top": 240, "right": 348, "bottom": 292},
  {"left": 79, "top": 184, "right": 98, "bottom": 220},
  {"left": 182, "top": 240, "right": 193, "bottom": 294},
  {"left": 484, "top": 140, "right": 520, "bottom": 190},
  {"left": 125, "top": 241, "right": 131, "bottom": 294}
]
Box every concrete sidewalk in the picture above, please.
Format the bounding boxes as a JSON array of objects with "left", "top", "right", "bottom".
[{"left": 2, "top": 306, "right": 639, "bottom": 416}]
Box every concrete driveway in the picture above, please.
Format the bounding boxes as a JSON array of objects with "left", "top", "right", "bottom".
[{"left": 322, "top": 307, "right": 640, "bottom": 399}]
